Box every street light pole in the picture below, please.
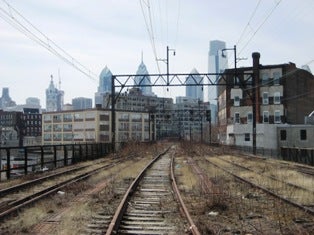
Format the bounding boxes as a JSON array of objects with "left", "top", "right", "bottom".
[
  {"left": 222, "top": 45, "right": 237, "bottom": 82},
  {"left": 111, "top": 75, "right": 116, "bottom": 153},
  {"left": 157, "top": 46, "right": 175, "bottom": 87}
]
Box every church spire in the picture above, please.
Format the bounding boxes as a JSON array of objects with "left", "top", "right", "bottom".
[{"left": 141, "top": 50, "right": 143, "bottom": 63}]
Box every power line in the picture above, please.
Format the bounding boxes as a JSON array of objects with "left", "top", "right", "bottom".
[
  {"left": 139, "top": 0, "right": 161, "bottom": 73},
  {"left": 238, "top": 0, "right": 282, "bottom": 56},
  {"left": 0, "top": 0, "right": 98, "bottom": 81},
  {"left": 236, "top": 0, "right": 261, "bottom": 47}
]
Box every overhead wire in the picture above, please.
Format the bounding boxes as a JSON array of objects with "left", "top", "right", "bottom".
[
  {"left": 174, "top": 0, "right": 181, "bottom": 49},
  {"left": 219, "top": 1, "right": 282, "bottom": 75},
  {"left": 139, "top": 0, "right": 161, "bottom": 74},
  {"left": 0, "top": 0, "right": 98, "bottom": 81},
  {"left": 238, "top": 0, "right": 282, "bottom": 56},
  {"left": 235, "top": 0, "right": 261, "bottom": 48}
]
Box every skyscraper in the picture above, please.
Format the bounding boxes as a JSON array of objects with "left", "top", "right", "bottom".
[
  {"left": 95, "top": 66, "right": 112, "bottom": 106},
  {"left": 46, "top": 76, "right": 64, "bottom": 112},
  {"left": 134, "top": 60, "right": 153, "bottom": 96},
  {"left": 0, "top": 87, "right": 16, "bottom": 109},
  {"left": 72, "top": 97, "right": 92, "bottom": 110},
  {"left": 185, "top": 68, "right": 203, "bottom": 101},
  {"left": 208, "top": 40, "right": 228, "bottom": 124},
  {"left": 208, "top": 40, "right": 228, "bottom": 100}
]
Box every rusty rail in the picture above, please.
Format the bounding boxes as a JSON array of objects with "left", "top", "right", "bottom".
[
  {"left": 0, "top": 160, "right": 120, "bottom": 220},
  {"left": 106, "top": 145, "right": 201, "bottom": 234},
  {"left": 105, "top": 147, "right": 171, "bottom": 234},
  {"left": 206, "top": 158, "right": 314, "bottom": 216},
  {"left": 170, "top": 155, "right": 201, "bottom": 235}
]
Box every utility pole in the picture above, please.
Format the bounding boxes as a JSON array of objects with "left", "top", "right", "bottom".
[
  {"left": 222, "top": 45, "right": 237, "bottom": 82},
  {"left": 111, "top": 75, "right": 116, "bottom": 153},
  {"left": 157, "top": 46, "right": 175, "bottom": 87}
]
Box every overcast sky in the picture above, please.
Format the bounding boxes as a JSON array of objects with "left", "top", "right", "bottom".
[{"left": 1, "top": 0, "right": 313, "bottom": 107}]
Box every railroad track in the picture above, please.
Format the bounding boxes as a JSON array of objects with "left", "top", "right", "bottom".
[
  {"left": 234, "top": 152, "right": 314, "bottom": 177},
  {"left": 206, "top": 157, "right": 314, "bottom": 216},
  {"left": 104, "top": 146, "right": 200, "bottom": 235},
  {"left": 219, "top": 157, "right": 314, "bottom": 194},
  {"left": 0, "top": 158, "right": 121, "bottom": 220}
]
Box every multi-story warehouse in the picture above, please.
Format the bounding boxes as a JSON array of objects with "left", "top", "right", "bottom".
[
  {"left": 217, "top": 52, "right": 314, "bottom": 150},
  {"left": 42, "top": 108, "right": 152, "bottom": 145},
  {"left": 104, "top": 87, "right": 174, "bottom": 139},
  {"left": 174, "top": 97, "right": 210, "bottom": 141},
  {"left": 0, "top": 107, "right": 42, "bottom": 146}
]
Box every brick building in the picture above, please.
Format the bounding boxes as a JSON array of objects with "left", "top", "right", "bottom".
[{"left": 217, "top": 52, "right": 314, "bottom": 149}]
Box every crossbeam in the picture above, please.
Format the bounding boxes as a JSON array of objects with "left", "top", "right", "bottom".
[{"left": 113, "top": 72, "right": 252, "bottom": 89}]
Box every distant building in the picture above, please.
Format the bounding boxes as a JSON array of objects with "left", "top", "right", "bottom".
[
  {"left": 174, "top": 97, "right": 209, "bottom": 141},
  {"left": 63, "top": 104, "right": 73, "bottom": 111},
  {"left": 134, "top": 60, "right": 154, "bottom": 96},
  {"left": 208, "top": 40, "right": 228, "bottom": 99},
  {"left": 72, "top": 97, "right": 92, "bottom": 110},
  {"left": 95, "top": 66, "right": 112, "bottom": 106},
  {"left": 0, "top": 87, "right": 16, "bottom": 109},
  {"left": 26, "top": 97, "right": 41, "bottom": 107},
  {"left": 208, "top": 40, "right": 227, "bottom": 124},
  {"left": 42, "top": 108, "right": 152, "bottom": 145},
  {"left": 104, "top": 87, "right": 173, "bottom": 139},
  {"left": 0, "top": 107, "right": 42, "bottom": 147},
  {"left": 185, "top": 68, "right": 203, "bottom": 101},
  {"left": 217, "top": 52, "right": 314, "bottom": 150},
  {"left": 46, "top": 76, "right": 64, "bottom": 112}
]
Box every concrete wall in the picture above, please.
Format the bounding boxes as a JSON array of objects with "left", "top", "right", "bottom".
[
  {"left": 227, "top": 123, "right": 282, "bottom": 149},
  {"left": 277, "top": 125, "right": 314, "bottom": 148}
]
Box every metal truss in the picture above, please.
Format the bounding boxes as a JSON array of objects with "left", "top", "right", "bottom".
[{"left": 110, "top": 71, "right": 254, "bottom": 151}]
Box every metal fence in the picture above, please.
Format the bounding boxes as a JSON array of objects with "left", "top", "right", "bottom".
[
  {"left": 0, "top": 143, "right": 112, "bottom": 180},
  {"left": 226, "top": 145, "right": 280, "bottom": 158},
  {"left": 223, "top": 145, "right": 314, "bottom": 166},
  {"left": 280, "top": 147, "right": 314, "bottom": 166}
]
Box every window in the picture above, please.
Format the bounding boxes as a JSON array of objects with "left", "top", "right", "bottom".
[
  {"left": 274, "top": 110, "right": 281, "bottom": 123},
  {"left": 74, "top": 113, "right": 83, "bottom": 121},
  {"left": 100, "top": 124, "right": 109, "bottom": 131},
  {"left": 100, "top": 114, "right": 109, "bottom": 121},
  {"left": 262, "top": 73, "right": 269, "bottom": 85},
  {"left": 263, "top": 92, "right": 269, "bottom": 105},
  {"left": 131, "top": 113, "right": 142, "bottom": 122},
  {"left": 63, "top": 114, "right": 73, "bottom": 122},
  {"left": 273, "top": 72, "right": 281, "bottom": 85},
  {"left": 274, "top": 92, "right": 281, "bottom": 104},
  {"left": 53, "top": 115, "right": 62, "bottom": 122},
  {"left": 234, "top": 113, "right": 240, "bottom": 124},
  {"left": 263, "top": 111, "right": 269, "bottom": 123},
  {"left": 234, "top": 96, "right": 240, "bottom": 106},
  {"left": 245, "top": 133, "right": 250, "bottom": 141},
  {"left": 63, "top": 124, "right": 72, "bottom": 131},
  {"left": 280, "top": 130, "right": 287, "bottom": 141},
  {"left": 247, "top": 112, "right": 253, "bottom": 123},
  {"left": 300, "top": 129, "right": 307, "bottom": 140}
]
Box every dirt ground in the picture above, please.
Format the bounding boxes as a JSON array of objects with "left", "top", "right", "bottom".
[{"left": 1, "top": 142, "right": 313, "bottom": 234}]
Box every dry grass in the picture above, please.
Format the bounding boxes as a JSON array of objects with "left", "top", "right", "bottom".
[
  {"left": 174, "top": 157, "right": 199, "bottom": 192},
  {"left": 0, "top": 142, "right": 159, "bottom": 234},
  {"left": 217, "top": 154, "right": 314, "bottom": 206}
]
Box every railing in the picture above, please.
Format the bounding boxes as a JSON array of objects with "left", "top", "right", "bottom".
[
  {"left": 227, "top": 145, "right": 279, "bottom": 158},
  {"left": 221, "top": 144, "right": 314, "bottom": 166},
  {"left": 280, "top": 147, "right": 314, "bottom": 166},
  {"left": 0, "top": 143, "right": 112, "bottom": 181}
]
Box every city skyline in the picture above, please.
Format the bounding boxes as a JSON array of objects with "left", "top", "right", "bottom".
[{"left": 1, "top": 0, "right": 313, "bottom": 107}]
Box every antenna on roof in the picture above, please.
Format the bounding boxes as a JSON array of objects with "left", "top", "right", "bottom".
[
  {"left": 58, "top": 68, "right": 61, "bottom": 89},
  {"left": 141, "top": 50, "right": 144, "bottom": 63}
]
